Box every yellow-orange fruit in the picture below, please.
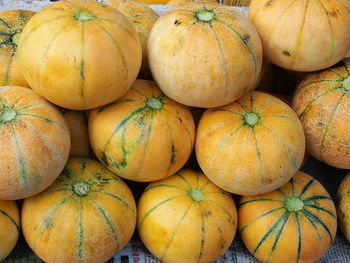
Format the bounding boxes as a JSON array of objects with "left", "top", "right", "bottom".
[
  {"left": 22, "top": 158, "right": 137, "bottom": 263},
  {"left": 106, "top": 0, "right": 159, "bottom": 79},
  {"left": 196, "top": 91, "right": 305, "bottom": 195},
  {"left": 89, "top": 79, "right": 195, "bottom": 182},
  {"left": 249, "top": 0, "right": 350, "bottom": 71},
  {"left": 18, "top": 0, "right": 142, "bottom": 110},
  {"left": 148, "top": 2, "right": 262, "bottom": 108},
  {"left": 292, "top": 59, "right": 350, "bottom": 169},
  {"left": 137, "top": 169, "right": 237, "bottom": 263},
  {"left": 0, "top": 10, "right": 34, "bottom": 87},
  {"left": 337, "top": 173, "right": 350, "bottom": 242},
  {"left": 0, "top": 200, "right": 20, "bottom": 261},
  {"left": 239, "top": 171, "right": 337, "bottom": 263},
  {"left": 60, "top": 109, "right": 91, "bottom": 157},
  {"left": 0, "top": 86, "right": 70, "bottom": 200}
]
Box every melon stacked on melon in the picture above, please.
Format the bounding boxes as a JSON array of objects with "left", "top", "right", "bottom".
[{"left": 0, "top": 0, "right": 349, "bottom": 262}]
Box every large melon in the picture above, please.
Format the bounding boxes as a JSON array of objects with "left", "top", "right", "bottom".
[
  {"left": 137, "top": 169, "right": 237, "bottom": 263},
  {"left": 0, "top": 86, "right": 70, "bottom": 200},
  {"left": 248, "top": 0, "right": 350, "bottom": 71},
  {"left": 196, "top": 91, "right": 305, "bottom": 195},
  {"left": 238, "top": 171, "right": 337, "bottom": 263},
  {"left": 17, "top": 0, "right": 142, "bottom": 110},
  {"left": 0, "top": 200, "right": 20, "bottom": 261},
  {"left": 148, "top": 2, "right": 262, "bottom": 108},
  {"left": 337, "top": 172, "right": 350, "bottom": 242},
  {"left": 292, "top": 59, "right": 350, "bottom": 169},
  {"left": 0, "top": 10, "right": 34, "bottom": 87},
  {"left": 89, "top": 79, "right": 195, "bottom": 182},
  {"left": 22, "top": 158, "right": 137, "bottom": 263}
]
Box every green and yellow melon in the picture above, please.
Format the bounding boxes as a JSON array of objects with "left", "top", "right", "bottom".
[
  {"left": 0, "top": 10, "right": 35, "bottom": 87},
  {"left": 22, "top": 158, "right": 137, "bottom": 263},
  {"left": 148, "top": 2, "right": 262, "bottom": 108},
  {"left": 238, "top": 171, "right": 337, "bottom": 263},
  {"left": 0, "top": 86, "right": 70, "bottom": 200},
  {"left": 137, "top": 169, "right": 237, "bottom": 263},
  {"left": 196, "top": 91, "right": 306, "bottom": 195},
  {"left": 89, "top": 79, "right": 195, "bottom": 182},
  {"left": 17, "top": 0, "right": 142, "bottom": 110},
  {"left": 0, "top": 200, "right": 20, "bottom": 261},
  {"left": 292, "top": 59, "right": 350, "bottom": 169},
  {"left": 337, "top": 172, "right": 350, "bottom": 242}
]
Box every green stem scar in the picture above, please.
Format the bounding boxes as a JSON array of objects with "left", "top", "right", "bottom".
[
  {"left": 0, "top": 108, "right": 16, "bottom": 123},
  {"left": 244, "top": 112, "right": 259, "bottom": 126},
  {"left": 11, "top": 33, "right": 21, "bottom": 46},
  {"left": 342, "top": 76, "right": 350, "bottom": 91},
  {"left": 284, "top": 196, "right": 304, "bottom": 212},
  {"left": 73, "top": 182, "right": 90, "bottom": 197},
  {"left": 146, "top": 97, "right": 163, "bottom": 110},
  {"left": 189, "top": 189, "right": 205, "bottom": 202},
  {"left": 196, "top": 9, "right": 216, "bottom": 22},
  {"left": 74, "top": 10, "right": 97, "bottom": 21}
]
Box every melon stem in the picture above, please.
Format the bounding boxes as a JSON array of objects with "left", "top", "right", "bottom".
[
  {"left": 11, "top": 33, "right": 21, "bottom": 46},
  {"left": 244, "top": 112, "right": 259, "bottom": 126},
  {"left": 284, "top": 196, "right": 304, "bottom": 212},
  {"left": 342, "top": 76, "right": 350, "bottom": 91},
  {"left": 196, "top": 9, "right": 216, "bottom": 22},
  {"left": 0, "top": 108, "right": 16, "bottom": 123},
  {"left": 73, "top": 182, "right": 90, "bottom": 197},
  {"left": 74, "top": 10, "right": 97, "bottom": 21},
  {"left": 147, "top": 97, "right": 163, "bottom": 110},
  {"left": 189, "top": 189, "right": 205, "bottom": 202}
]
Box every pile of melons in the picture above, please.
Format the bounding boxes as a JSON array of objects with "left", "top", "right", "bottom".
[{"left": 0, "top": 0, "right": 349, "bottom": 263}]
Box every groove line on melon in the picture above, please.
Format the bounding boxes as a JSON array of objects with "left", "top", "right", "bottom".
[
  {"left": 79, "top": 21, "right": 86, "bottom": 99},
  {"left": 197, "top": 205, "right": 206, "bottom": 262},
  {"left": 89, "top": 198, "right": 120, "bottom": 248},
  {"left": 218, "top": 124, "right": 244, "bottom": 148},
  {"left": 199, "top": 179, "right": 211, "bottom": 191},
  {"left": 317, "top": 0, "right": 335, "bottom": 61},
  {"left": 3, "top": 54, "right": 14, "bottom": 86},
  {"left": 271, "top": 213, "right": 291, "bottom": 252},
  {"left": 160, "top": 202, "right": 194, "bottom": 261},
  {"left": 299, "top": 178, "right": 315, "bottom": 197},
  {"left": 211, "top": 108, "right": 243, "bottom": 117},
  {"left": 76, "top": 200, "right": 84, "bottom": 263},
  {"left": 90, "top": 190, "right": 135, "bottom": 213},
  {"left": 171, "top": 21, "right": 200, "bottom": 56},
  {"left": 139, "top": 195, "right": 186, "bottom": 226},
  {"left": 302, "top": 209, "right": 334, "bottom": 242},
  {"left": 160, "top": 113, "right": 176, "bottom": 174},
  {"left": 294, "top": 212, "right": 302, "bottom": 263},
  {"left": 329, "top": 68, "right": 345, "bottom": 78},
  {"left": 304, "top": 204, "right": 336, "bottom": 219},
  {"left": 303, "top": 195, "right": 333, "bottom": 202},
  {"left": 0, "top": 17, "right": 10, "bottom": 28},
  {"left": 144, "top": 183, "right": 185, "bottom": 193},
  {"left": 342, "top": 60, "right": 350, "bottom": 75},
  {"left": 238, "top": 198, "right": 285, "bottom": 207},
  {"left": 239, "top": 206, "right": 285, "bottom": 234},
  {"left": 204, "top": 199, "right": 235, "bottom": 224},
  {"left": 235, "top": 100, "right": 249, "bottom": 113},
  {"left": 17, "top": 113, "right": 66, "bottom": 130},
  {"left": 251, "top": 127, "right": 264, "bottom": 181},
  {"left": 319, "top": 93, "right": 346, "bottom": 161},
  {"left": 0, "top": 209, "right": 20, "bottom": 232},
  {"left": 175, "top": 172, "right": 192, "bottom": 189},
  {"left": 40, "top": 196, "right": 70, "bottom": 230},
  {"left": 92, "top": 21, "right": 129, "bottom": 84}
]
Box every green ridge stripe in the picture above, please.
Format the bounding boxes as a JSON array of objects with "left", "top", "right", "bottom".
[
  {"left": 79, "top": 22, "right": 85, "bottom": 98},
  {"left": 252, "top": 127, "right": 264, "bottom": 179},
  {"left": 317, "top": 0, "right": 335, "bottom": 60},
  {"left": 302, "top": 209, "right": 323, "bottom": 241},
  {"left": 199, "top": 180, "right": 211, "bottom": 191},
  {"left": 216, "top": 19, "right": 258, "bottom": 77},
  {"left": 80, "top": 159, "right": 88, "bottom": 173},
  {"left": 261, "top": 114, "right": 297, "bottom": 122},
  {"left": 257, "top": 100, "right": 278, "bottom": 114},
  {"left": 10, "top": 123, "right": 29, "bottom": 189},
  {"left": 144, "top": 184, "right": 185, "bottom": 193},
  {"left": 3, "top": 53, "right": 15, "bottom": 85},
  {"left": 250, "top": 94, "right": 255, "bottom": 112},
  {"left": 92, "top": 21, "right": 129, "bottom": 82},
  {"left": 77, "top": 200, "right": 84, "bottom": 263},
  {"left": 103, "top": 106, "right": 146, "bottom": 152},
  {"left": 17, "top": 113, "right": 66, "bottom": 129},
  {"left": 0, "top": 209, "right": 20, "bottom": 232},
  {"left": 90, "top": 199, "right": 120, "bottom": 248},
  {"left": 295, "top": 212, "right": 302, "bottom": 263},
  {"left": 161, "top": 203, "right": 194, "bottom": 261},
  {"left": 210, "top": 24, "right": 229, "bottom": 95},
  {"left": 290, "top": 177, "right": 295, "bottom": 196},
  {"left": 235, "top": 100, "right": 249, "bottom": 113},
  {"left": 17, "top": 119, "right": 60, "bottom": 157},
  {"left": 299, "top": 178, "right": 315, "bottom": 197},
  {"left": 171, "top": 21, "right": 200, "bottom": 56},
  {"left": 303, "top": 209, "right": 334, "bottom": 243},
  {"left": 304, "top": 204, "right": 336, "bottom": 219},
  {"left": 238, "top": 198, "right": 284, "bottom": 207},
  {"left": 271, "top": 212, "right": 291, "bottom": 252},
  {"left": 205, "top": 199, "right": 235, "bottom": 224},
  {"left": 41, "top": 196, "right": 70, "bottom": 229},
  {"left": 196, "top": 171, "right": 200, "bottom": 188},
  {"left": 320, "top": 93, "right": 345, "bottom": 161},
  {"left": 239, "top": 207, "right": 285, "bottom": 234},
  {"left": 210, "top": 108, "right": 243, "bottom": 117},
  {"left": 160, "top": 113, "right": 176, "bottom": 174},
  {"left": 329, "top": 68, "right": 345, "bottom": 78},
  {"left": 297, "top": 79, "right": 340, "bottom": 92},
  {"left": 342, "top": 60, "right": 350, "bottom": 75},
  {"left": 175, "top": 172, "right": 192, "bottom": 189},
  {"left": 303, "top": 195, "right": 333, "bottom": 203},
  {"left": 0, "top": 18, "right": 11, "bottom": 28},
  {"left": 130, "top": 87, "right": 147, "bottom": 99},
  {"left": 197, "top": 206, "right": 206, "bottom": 262},
  {"left": 218, "top": 124, "right": 244, "bottom": 148},
  {"left": 90, "top": 190, "right": 135, "bottom": 213},
  {"left": 17, "top": 103, "right": 46, "bottom": 112},
  {"left": 139, "top": 195, "right": 186, "bottom": 227},
  {"left": 260, "top": 123, "right": 298, "bottom": 168},
  {"left": 298, "top": 87, "right": 338, "bottom": 118},
  {"left": 253, "top": 211, "right": 289, "bottom": 253}
]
